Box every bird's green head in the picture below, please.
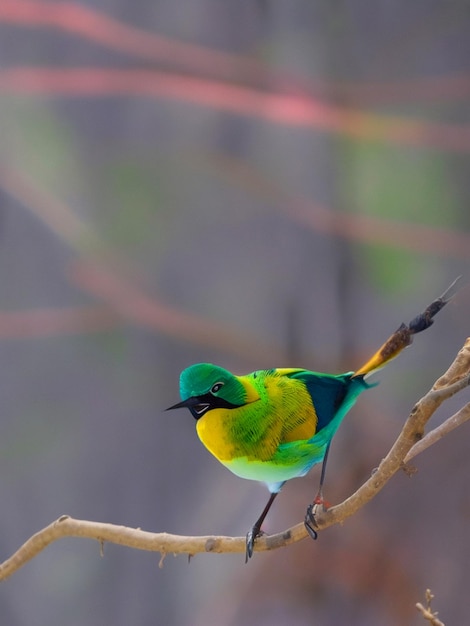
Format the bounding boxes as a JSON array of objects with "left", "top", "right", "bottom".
[{"left": 166, "top": 363, "right": 253, "bottom": 420}]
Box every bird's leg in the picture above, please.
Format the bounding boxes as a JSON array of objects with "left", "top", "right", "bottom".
[
  {"left": 304, "top": 442, "right": 331, "bottom": 540},
  {"left": 245, "top": 491, "right": 278, "bottom": 562}
]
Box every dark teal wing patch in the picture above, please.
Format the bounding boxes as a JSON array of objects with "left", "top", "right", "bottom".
[{"left": 287, "top": 371, "right": 354, "bottom": 432}]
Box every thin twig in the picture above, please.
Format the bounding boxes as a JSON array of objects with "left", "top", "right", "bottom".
[
  {"left": 416, "top": 589, "right": 445, "bottom": 626},
  {"left": 404, "top": 402, "right": 470, "bottom": 463}
]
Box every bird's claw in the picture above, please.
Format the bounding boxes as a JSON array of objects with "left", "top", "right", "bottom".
[
  {"left": 245, "top": 526, "right": 263, "bottom": 562},
  {"left": 304, "top": 493, "right": 331, "bottom": 540},
  {"left": 304, "top": 503, "right": 319, "bottom": 540}
]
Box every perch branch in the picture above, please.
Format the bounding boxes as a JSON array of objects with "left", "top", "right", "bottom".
[{"left": 0, "top": 339, "right": 468, "bottom": 580}]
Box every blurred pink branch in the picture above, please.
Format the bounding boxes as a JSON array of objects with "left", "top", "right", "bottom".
[
  {"left": 0, "top": 164, "right": 94, "bottom": 247},
  {"left": 0, "top": 307, "right": 118, "bottom": 338},
  {"left": 209, "top": 154, "right": 470, "bottom": 259},
  {"left": 0, "top": 0, "right": 268, "bottom": 83},
  {"left": 1, "top": 0, "right": 469, "bottom": 108},
  {"left": 288, "top": 202, "right": 470, "bottom": 259},
  {"left": 326, "top": 74, "right": 470, "bottom": 106},
  {"left": 68, "top": 261, "right": 284, "bottom": 363},
  {"left": 0, "top": 164, "right": 284, "bottom": 362},
  {"left": 0, "top": 157, "right": 469, "bottom": 353},
  {"left": 1, "top": 2, "right": 468, "bottom": 149},
  {"left": 1, "top": 67, "right": 470, "bottom": 152}
]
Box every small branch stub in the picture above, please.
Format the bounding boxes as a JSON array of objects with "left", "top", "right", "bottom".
[{"left": 416, "top": 589, "right": 445, "bottom": 626}]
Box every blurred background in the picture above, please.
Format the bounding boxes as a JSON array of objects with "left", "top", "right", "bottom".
[{"left": 0, "top": 1, "right": 469, "bottom": 624}]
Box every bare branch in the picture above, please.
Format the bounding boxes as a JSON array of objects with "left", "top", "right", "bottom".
[
  {"left": 0, "top": 516, "right": 248, "bottom": 581},
  {"left": 0, "top": 339, "right": 468, "bottom": 580},
  {"left": 433, "top": 337, "right": 470, "bottom": 389},
  {"left": 405, "top": 337, "right": 470, "bottom": 463}
]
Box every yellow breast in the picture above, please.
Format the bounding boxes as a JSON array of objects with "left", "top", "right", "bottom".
[
  {"left": 196, "top": 408, "right": 239, "bottom": 461},
  {"left": 196, "top": 372, "right": 318, "bottom": 463}
]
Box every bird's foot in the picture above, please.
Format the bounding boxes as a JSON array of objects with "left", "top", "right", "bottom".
[
  {"left": 304, "top": 495, "right": 330, "bottom": 541},
  {"left": 245, "top": 525, "right": 264, "bottom": 562},
  {"left": 304, "top": 503, "right": 319, "bottom": 540}
]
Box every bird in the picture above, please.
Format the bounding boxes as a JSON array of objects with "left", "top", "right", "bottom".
[{"left": 166, "top": 278, "right": 459, "bottom": 561}]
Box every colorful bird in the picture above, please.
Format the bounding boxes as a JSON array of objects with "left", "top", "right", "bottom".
[{"left": 167, "top": 279, "right": 459, "bottom": 561}]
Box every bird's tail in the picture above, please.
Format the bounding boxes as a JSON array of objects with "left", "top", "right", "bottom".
[{"left": 352, "top": 277, "right": 461, "bottom": 379}]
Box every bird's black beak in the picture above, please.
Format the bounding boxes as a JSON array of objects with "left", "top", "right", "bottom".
[
  {"left": 165, "top": 396, "right": 211, "bottom": 419},
  {"left": 165, "top": 398, "right": 193, "bottom": 411}
]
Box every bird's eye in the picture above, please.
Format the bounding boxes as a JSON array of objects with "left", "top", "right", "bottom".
[{"left": 211, "top": 382, "right": 224, "bottom": 394}]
